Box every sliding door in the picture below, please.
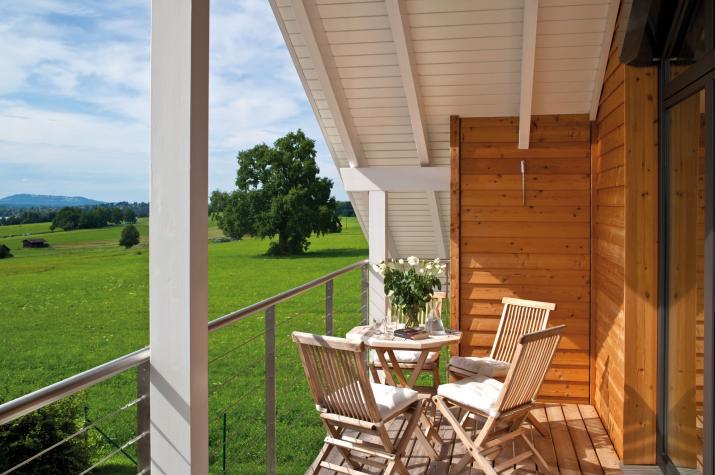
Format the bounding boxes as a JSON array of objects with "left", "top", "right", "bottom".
[{"left": 664, "top": 88, "right": 709, "bottom": 474}]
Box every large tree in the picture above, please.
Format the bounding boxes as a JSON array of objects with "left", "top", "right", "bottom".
[{"left": 210, "top": 130, "right": 341, "bottom": 255}]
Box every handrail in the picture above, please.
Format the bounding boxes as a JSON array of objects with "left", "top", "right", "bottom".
[
  {"left": 0, "top": 347, "right": 150, "bottom": 425},
  {"left": 0, "top": 259, "right": 369, "bottom": 426},
  {"left": 207, "top": 258, "right": 368, "bottom": 332}
]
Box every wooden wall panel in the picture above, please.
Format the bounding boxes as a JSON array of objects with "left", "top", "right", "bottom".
[
  {"left": 590, "top": 30, "right": 659, "bottom": 463},
  {"left": 457, "top": 114, "right": 592, "bottom": 404},
  {"left": 591, "top": 39, "right": 626, "bottom": 457}
]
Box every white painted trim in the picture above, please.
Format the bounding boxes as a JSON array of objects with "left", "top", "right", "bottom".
[
  {"left": 386, "top": 0, "right": 430, "bottom": 166},
  {"left": 268, "top": 0, "right": 369, "bottom": 241},
  {"left": 340, "top": 167, "right": 449, "bottom": 192},
  {"left": 426, "top": 191, "right": 447, "bottom": 259},
  {"left": 590, "top": 0, "right": 620, "bottom": 120},
  {"left": 519, "top": 0, "right": 538, "bottom": 149},
  {"left": 368, "top": 191, "right": 387, "bottom": 323},
  {"left": 292, "top": 0, "right": 364, "bottom": 168},
  {"left": 149, "top": 0, "right": 209, "bottom": 472}
]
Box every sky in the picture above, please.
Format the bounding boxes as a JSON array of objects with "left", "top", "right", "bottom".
[{"left": 0, "top": 0, "right": 347, "bottom": 202}]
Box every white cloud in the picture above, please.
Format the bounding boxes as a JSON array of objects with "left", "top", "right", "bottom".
[{"left": 0, "top": 0, "right": 346, "bottom": 202}]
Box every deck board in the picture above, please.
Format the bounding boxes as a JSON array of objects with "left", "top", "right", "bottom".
[{"left": 312, "top": 404, "right": 622, "bottom": 474}]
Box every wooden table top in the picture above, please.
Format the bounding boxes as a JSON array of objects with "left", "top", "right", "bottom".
[{"left": 346, "top": 325, "right": 462, "bottom": 350}]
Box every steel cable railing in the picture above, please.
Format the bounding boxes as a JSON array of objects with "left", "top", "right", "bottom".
[{"left": 0, "top": 258, "right": 451, "bottom": 474}]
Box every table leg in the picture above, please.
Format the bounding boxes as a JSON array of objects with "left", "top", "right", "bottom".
[
  {"left": 374, "top": 350, "right": 397, "bottom": 386},
  {"left": 386, "top": 350, "right": 409, "bottom": 387},
  {"left": 406, "top": 350, "right": 429, "bottom": 388}
]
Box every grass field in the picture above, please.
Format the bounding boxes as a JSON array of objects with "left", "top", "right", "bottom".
[{"left": 0, "top": 217, "right": 370, "bottom": 474}]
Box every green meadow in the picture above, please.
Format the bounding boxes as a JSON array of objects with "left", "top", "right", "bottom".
[{"left": 0, "top": 217, "right": 369, "bottom": 474}]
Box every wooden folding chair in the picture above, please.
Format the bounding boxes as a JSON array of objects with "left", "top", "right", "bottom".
[
  {"left": 293, "top": 331, "right": 438, "bottom": 474},
  {"left": 447, "top": 297, "right": 555, "bottom": 436},
  {"left": 370, "top": 291, "right": 447, "bottom": 389},
  {"left": 434, "top": 325, "right": 565, "bottom": 475}
]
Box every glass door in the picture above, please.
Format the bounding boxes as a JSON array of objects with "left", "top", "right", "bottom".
[{"left": 664, "top": 88, "right": 708, "bottom": 474}]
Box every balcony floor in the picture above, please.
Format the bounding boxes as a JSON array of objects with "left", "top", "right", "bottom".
[{"left": 311, "top": 403, "right": 622, "bottom": 474}]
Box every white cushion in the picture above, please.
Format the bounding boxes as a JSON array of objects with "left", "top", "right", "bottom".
[
  {"left": 370, "top": 383, "right": 419, "bottom": 419},
  {"left": 371, "top": 349, "right": 439, "bottom": 364},
  {"left": 449, "top": 356, "right": 510, "bottom": 378},
  {"left": 437, "top": 375, "right": 503, "bottom": 416}
]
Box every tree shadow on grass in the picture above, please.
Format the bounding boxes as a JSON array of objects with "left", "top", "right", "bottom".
[{"left": 248, "top": 247, "right": 368, "bottom": 260}]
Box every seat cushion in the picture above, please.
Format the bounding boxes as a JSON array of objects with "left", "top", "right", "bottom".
[
  {"left": 371, "top": 349, "right": 439, "bottom": 364},
  {"left": 370, "top": 383, "right": 419, "bottom": 419},
  {"left": 437, "top": 375, "right": 503, "bottom": 416},
  {"left": 449, "top": 356, "right": 510, "bottom": 378}
]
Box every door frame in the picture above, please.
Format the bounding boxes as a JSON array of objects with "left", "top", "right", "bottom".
[{"left": 658, "top": 1, "right": 715, "bottom": 471}]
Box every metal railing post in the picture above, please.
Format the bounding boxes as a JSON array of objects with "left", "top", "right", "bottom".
[
  {"left": 265, "top": 306, "right": 276, "bottom": 474},
  {"left": 136, "top": 360, "right": 150, "bottom": 474},
  {"left": 325, "top": 280, "right": 334, "bottom": 336},
  {"left": 361, "top": 264, "right": 369, "bottom": 325}
]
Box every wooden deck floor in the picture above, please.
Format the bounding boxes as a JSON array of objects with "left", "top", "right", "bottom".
[{"left": 312, "top": 404, "right": 621, "bottom": 474}]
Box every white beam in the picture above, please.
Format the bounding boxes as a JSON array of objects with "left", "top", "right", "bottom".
[
  {"left": 340, "top": 167, "right": 449, "bottom": 192},
  {"left": 150, "top": 0, "right": 209, "bottom": 473},
  {"left": 292, "top": 0, "right": 364, "bottom": 168},
  {"left": 386, "top": 0, "right": 429, "bottom": 166},
  {"left": 385, "top": 0, "right": 448, "bottom": 259},
  {"left": 590, "top": 0, "right": 620, "bottom": 119},
  {"left": 368, "top": 191, "right": 387, "bottom": 323},
  {"left": 518, "top": 0, "right": 538, "bottom": 149}
]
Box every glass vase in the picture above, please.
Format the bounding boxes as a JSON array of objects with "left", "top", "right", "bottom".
[{"left": 425, "top": 299, "right": 446, "bottom": 336}]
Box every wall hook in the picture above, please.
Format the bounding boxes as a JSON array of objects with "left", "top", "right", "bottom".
[{"left": 520, "top": 159, "right": 526, "bottom": 206}]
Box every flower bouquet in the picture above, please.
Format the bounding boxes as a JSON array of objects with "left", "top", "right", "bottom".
[{"left": 373, "top": 256, "right": 446, "bottom": 329}]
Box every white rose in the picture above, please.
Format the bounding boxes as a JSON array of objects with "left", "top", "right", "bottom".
[
  {"left": 425, "top": 262, "right": 433, "bottom": 270},
  {"left": 434, "top": 258, "right": 440, "bottom": 264},
  {"left": 398, "top": 258, "right": 404, "bottom": 265},
  {"left": 419, "top": 268, "right": 425, "bottom": 274},
  {"left": 407, "top": 256, "right": 419, "bottom": 266}
]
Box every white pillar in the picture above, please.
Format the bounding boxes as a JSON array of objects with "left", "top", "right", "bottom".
[
  {"left": 369, "top": 191, "right": 388, "bottom": 324},
  {"left": 149, "top": 1, "right": 209, "bottom": 473}
]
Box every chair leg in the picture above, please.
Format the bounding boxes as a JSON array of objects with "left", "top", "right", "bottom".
[
  {"left": 527, "top": 411, "right": 549, "bottom": 438},
  {"left": 323, "top": 422, "right": 360, "bottom": 470},
  {"left": 432, "top": 364, "right": 441, "bottom": 387},
  {"left": 520, "top": 433, "right": 556, "bottom": 475},
  {"left": 308, "top": 441, "right": 333, "bottom": 474},
  {"left": 369, "top": 363, "right": 382, "bottom": 383}
]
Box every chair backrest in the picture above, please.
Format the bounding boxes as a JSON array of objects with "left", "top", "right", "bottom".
[
  {"left": 495, "top": 325, "right": 564, "bottom": 415},
  {"left": 292, "top": 332, "right": 382, "bottom": 422},
  {"left": 490, "top": 297, "right": 556, "bottom": 363}
]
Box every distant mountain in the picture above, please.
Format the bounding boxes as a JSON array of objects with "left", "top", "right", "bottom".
[{"left": 0, "top": 194, "right": 105, "bottom": 208}]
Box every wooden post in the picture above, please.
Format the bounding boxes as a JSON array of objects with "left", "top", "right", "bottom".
[
  {"left": 149, "top": 0, "right": 209, "bottom": 472},
  {"left": 449, "top": 115, "right": 460, "bottom": 358}
]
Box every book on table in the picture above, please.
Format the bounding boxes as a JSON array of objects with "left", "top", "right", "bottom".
[{"left": 394, "top": 327, "right": 429, "bottom": 340}]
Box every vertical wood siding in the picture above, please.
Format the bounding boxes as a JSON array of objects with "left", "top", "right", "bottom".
[{"left": 456, "top": 114, "right": 592, "bottom": 403}]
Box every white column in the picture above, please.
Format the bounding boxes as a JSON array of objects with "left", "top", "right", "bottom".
[
  {"left": 369, "top": 191, "right": 388, "bottom": 324},
  {"left": 149, "top": 1, "right": 209, "bottom": 473}
]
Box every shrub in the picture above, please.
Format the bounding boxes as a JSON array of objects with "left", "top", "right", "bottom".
[
  {"left": 0, "top": 397, "right": 94, "bottom": 474},
  {"left": 0, "top": 244, "right": 12, "bottom": 259},
  {"left": 119, "top": 225, "right": 140, "bottom": 249}
]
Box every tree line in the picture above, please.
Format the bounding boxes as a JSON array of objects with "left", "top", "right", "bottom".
[
  {"left": 50, "top": 206, "right": 140, "bottom": 231},
  {"left": 0, "top": 202, "right": 148, "bottom": 228}
]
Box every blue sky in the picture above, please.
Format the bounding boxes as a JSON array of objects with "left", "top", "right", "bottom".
[{"left": 0, "top": 0, "right": 346, "bottom": 202}]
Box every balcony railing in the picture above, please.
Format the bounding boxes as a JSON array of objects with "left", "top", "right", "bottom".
[{"left": 0, "top": 257, "right": 450, "bottom": 474}]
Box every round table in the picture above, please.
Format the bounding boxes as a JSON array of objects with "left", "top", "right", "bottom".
[{"left": 346, "top": 325, "right": 462, "bottom": 389}]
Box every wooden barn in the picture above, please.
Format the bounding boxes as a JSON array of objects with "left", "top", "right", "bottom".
[{"left": 21, "top": 238, "right": 48, "bottom": 248}]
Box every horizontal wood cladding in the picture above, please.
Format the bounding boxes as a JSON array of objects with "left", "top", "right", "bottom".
[
  {"left": 591, "top": 38, "right": 626, "bottom": 459},
  {"left": 457, "top": 114, "right": 591, "bottom": 404}
]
